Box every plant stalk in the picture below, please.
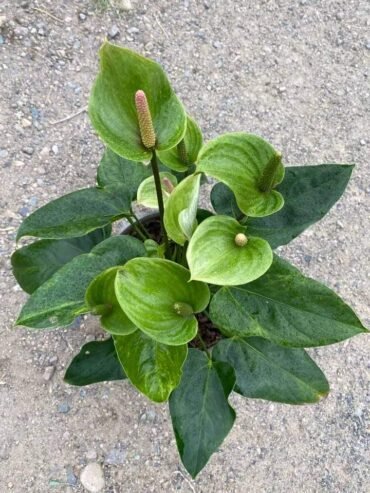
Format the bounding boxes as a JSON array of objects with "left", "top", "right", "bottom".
[
  {"left": 150, "top": 151, "right": 169, "bottom": 255},
  {"left": 127, "top": 216, "right": 147, "bottom": 241}
]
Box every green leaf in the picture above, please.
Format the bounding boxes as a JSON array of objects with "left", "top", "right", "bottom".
[
  {"left": 169, "top": 349, "right": 236, "bottom": 478},
  {"left": 197, "top": 133, "right": 284, "bottom": 217},
  {"left": 187, "top": 215, "right": 273, "bottom": 286},
  {"left": 16, "top": 236, "right": 146, "bottom": 329},
  {"left": 212, "top": 165, "right": 354, "bottom": 248},
  {"left": 114, "top": 331, "right": 187, "bottom": 403},
  {"left": 89, "top": 42, "right": 186, "bottom": 161},
  {"left": 212, "top": 337, "right": 329, "bottom": 404},
  {"left": 11, "top": 226, "right": 111, "bottom": 294},
  {"left": 164, "top": 173, "right": 201, "bottom": 245},
  {"left": 210, "top": 255, "right": 367, "bottom": 347},
  {"left": 143, "top": 239, "right": 166, "bottom": 258},
  {"left": 97, "top": 147, "right": 152, "bottom": 199},
  {"left": 157, "top": 115, "right": 203, "bottom": 172},
  {"left": 86, "top": 267, "right": 136, "bottom": 335},
  {"left": 115, "top": 258, "right": 210, "bottom": 346},
  {"left": 64, "top": 338, "right": 126, "bottom": 386},
  {"left": 16, "top": 184, "right": 131, "bottom": 240},
  {"left": 137, "top": 172, "right": 177, "bottom": 208}
]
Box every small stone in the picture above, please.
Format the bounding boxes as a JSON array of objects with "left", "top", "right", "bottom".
[
  {"left": 0, "top": 149, "right": 9, "bottom": 158},
  {"left": 78, "top": 12, "right": 87, "bottom": 22},
  {"left": 13, "top": 160, "right": 24, "bottom": 167},
  {"left": 18, "top": 206, "right": 29, "bottom": 218},
  {"left": 127, "top": 27, "right": 139, "bottom": 35},
  {"left": 21, "top": 1, "right": 30, "bottom": 8},
  {"left": 51, "top": 144, "right": 59, "bottom": 155},
  {"left": 86, "top": 449, "right": 98, "bottom": 461},
  {"left": 22, "top": 147, "right": 34, "bottom": 155},
  {"left": 21, "top": 118, "right": 32, "bottom": 128},
  {"left": 43, "top": 366, "right": 55, "bottom": 381},
  {"left": 108, "top": 25, "right": 120, "bottom": 40},
  {"left": 104, "top": 446, "right": 125, "bottom": 465},
  {"left": 66, "top": 466, "right": 77, "bottom": 486},
  {"left": 57, "top": 402, "right": 71, "bottom": 414},
  {"left": 0, "top": 16, "right": 6, "bottom": 28},
  {"left": 40, "top": 146, "right": 50, "bottom": 159},
  {"left": 119, "top": 0, "right": 132, "bottom": 10},
  {"left": 360, "top": 139, "right": 366, "bottom": 146},
  {"left": 80, "top": 463, "right": 105, "bottom": 493},
  {"left": 365, "top": 41, "right": 370, "bottom": 50},
  {"left": 0, "top": 35, "right": 4, "bottom": 45}
]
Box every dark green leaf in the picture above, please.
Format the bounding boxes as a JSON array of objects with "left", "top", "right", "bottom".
[
  {"left": 212, "top": 337, "right": 329, "bottom": 404},
  {"left": 64, "top": 338, "right": 126, "bottom": 386},
  {"left": 169, "top": 349, "right": 236, "bottom": 478}
]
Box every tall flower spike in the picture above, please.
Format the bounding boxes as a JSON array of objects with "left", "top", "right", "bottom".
[{"left": 135, "top": 90, "right": 156, "bottom": 149}]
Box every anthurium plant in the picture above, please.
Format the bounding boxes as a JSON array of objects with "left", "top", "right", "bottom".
[{"left": 12, "top": 42, "right": 367, "bottom": 478}]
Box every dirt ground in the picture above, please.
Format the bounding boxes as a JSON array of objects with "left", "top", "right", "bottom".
[{"left": 0, "top": 0, "right": 369, "bottom": 492}]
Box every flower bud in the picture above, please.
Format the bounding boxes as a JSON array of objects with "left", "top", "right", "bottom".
[
  {"left": 234, "top": 233, "right": 248, "bottom": 247},
  {"left": 135, "top": 90, "right": 156, "bottom": 149},
  {"left": 177, "top": 139, "right": 189, "bottom": 165},
  {"left": 259, "top": 151, "right": 283, "bottom": 193},
  {"left": 173, "top": 302, "right": 194, "bottom": 317}
]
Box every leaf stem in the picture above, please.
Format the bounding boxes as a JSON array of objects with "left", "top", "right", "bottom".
[
  {"left": 150, "top": 150, "right": 169, "bottom": 255},
  {"left": 197, "top": 332, "right": 211, "bottom": 358},
  {"left": 130, "top": 209, "right": 151, "bottom": 238},
  {"left": 127, "top": 216, "right": 147, "bottom": 241}
]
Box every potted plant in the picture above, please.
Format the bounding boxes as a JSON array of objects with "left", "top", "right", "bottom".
[{"left": 11, "top": 42, "right": 367, "bottom": 478}]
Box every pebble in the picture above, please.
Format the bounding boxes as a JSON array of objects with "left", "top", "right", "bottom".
[
  {"left": 0, "top": 15, "right": 6, "bottom": 28},
  {"left": 104, "top": 446, "right": 125, "bottom": 465},
  {"left": 39, "top": 146, "right": 50, "bottom": 159},
  {"left": 78, "top": 12, "right": 87, "bottom": 22},
  {"left": 13, "top": 160, "right": 24, "bottom": 167},
  {"left": 57, "top": 402, "right": 71, "bottom": 414},
  {"left": 66, "top": 466, "right": 78, "bottom": 486},
  {"left": 86, "top": 449, "right": 98, "bottom": 461},
  {"left": 0, "top": 35, "right": 4, "bottom": 45},
  {"left": 43, "top": 366, "right": 55, "bottom": 381},
  {"left": 120, "top": 0, "right": 133, "bottom": 10},
  {"left": 21, "top": 118, "right": 32, "bottom": 128},
  {"left": 0, "top": 149, "right": 8, "bottom": 158},
  {"left": 80, "top": 463, "right": 105, "bottom": 493},
  {"left": 51, "top": 144, "right": 59, "bottom": 155},
  {"left": 127, "top": 27, "right": 139, "bottom": 35},
  {"left": 108, "top": 25, "right": 120, "bottom": 40},
  {"left": 18, "top": 206, "right": 29, "bottom": 217},
  {"left": 22, "top": 147, "right": 34, "bottom": 155}
]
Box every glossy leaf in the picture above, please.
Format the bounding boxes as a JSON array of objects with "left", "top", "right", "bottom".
[
  {"left": 197, "top": 133, "right": 284, "bottom": 217},
  {"left": 16, "top": 184, "right": 131, "bottom": 240},
  {"left": 16, "top": 236, "right": 146, "bottom": 329},
  {"left": 144, "top": 239, "right": 166, "bottom": 258},
  {"left": 164, "top": 173, "right": 201, "bottom": 245},
  {"left": 157, "top": 115, "right": 203, "bottom": 172},
  {"left": 169, "top": 349, "right": 236, "bottom": 478},
  {"left": 86, "top": 267, "right": 136, "bottom": 335},
  {"left": 89, "top": 42, "right": 186, "bottom": 161},
  {"left": 114, "top": 331, "right": 187, "bottom": 402},
  {"left": 137, "top": 172, "right": 177, "bottom": 208},
  {"left": 210, "top": 255, "right": 367, "bottom": 347},
  {"left": 115, "top": 258, "right": 210, "bottom": 345},
  {"left": 11, "top": 226, "right": 111, "bottom": 294},
  {"left": 187, "top": 215, "right": 273, "bottom": 286},
  {"left": 212, "top": 337, "right": 329, "bottom": 404},
  {"left": 64, "top": 338, "right": 126, "bottom": 386}
]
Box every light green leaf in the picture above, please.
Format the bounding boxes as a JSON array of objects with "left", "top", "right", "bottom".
[
  {"left": 114, "top": 331, "right": 187, "bottom": 402},
  {"left": 157, "top": 115, "right": 203, "bottom": 172},
  {"left": 115, "top": 258, "right": 210, "bottom": 345},
  {"left": 212, "top": 337, "right": 329, "bottom": 404},
  {"left": 16, "top": 236, "right": 146, "bottom": 329},
  {"left": 144, "top": 239, "right": 165, "bottom": 258},
  {"left": 210, "top": 255, "right": 367, "bottom": 347},
  {"left": 137, "top": 172, "right": 177, "bottom": 208},
  {"left": 89, "top": 42, "right": 186, "bottom": 161},
  {"left": 187, "top": 215, "right": 273, "bottom": 286},
  {"left": 164, "top": 173, "right": 201, "bottom": 245},
  {"left": 197, "top": 132, "right": 284, "bottom": 217},
  {"left": 169, "top": 349, "right": 236, "bottom": 478}
]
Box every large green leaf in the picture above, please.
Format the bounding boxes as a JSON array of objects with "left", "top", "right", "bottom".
[
  {"left": 211, "top": 165, "right": 354, "bottom": 248},
  {"left": 164, "top": 173, "right": 201, "bottom": 245},
  {"left": 212, "top": 337, "right": 329, "bottom": 404},
  {"left": 197, "top": 133, "right": 284, "bottom": 217},
  {"left": 64, "top": 338, "right": 126, "bottom": 386},
  {"left": 89, "top": 42, "right": 186, "bottom": 161},
  {"left": 11, "top": 226, "right": 111, "bottom": 294},
  {"left": 86, "top": 267, "right": 136, "bottom": 335},
  {"left": 16, "top": 236, "right": 146, "bottom": 329},
  {"left": 169, "top": 349, "right": 236, "bottom": 478},
  {"left": 115, "top": 258, "right": 210, "bottom": 345},
  {"left": 114, "top": 331, "right": 187, "bottom": 402},
  {"left": 137, "top": 172, "right": 177, "bottom": 208},
  {"left": 157, "top": 115, "right": 203, "bottom": 172},
  {"left": 210, "top": 255, "right": 367, "bottom": 347},
  {"left": 187, "top": 215, "right": 272, "bottom": 286},
  {"left": 16, "top": 184, "right": 131, "bottom": 240}
]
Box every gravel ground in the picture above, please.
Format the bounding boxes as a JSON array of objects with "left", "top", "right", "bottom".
[{"left": 0, "top": 0, "right": 369, "bottom": 492}]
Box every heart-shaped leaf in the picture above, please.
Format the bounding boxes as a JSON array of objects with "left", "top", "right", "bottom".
[
  {"left": 86, "top": 267, "right": 136, "bottom": 335},
  {"left": 212, "top": 337, "right": 329, "bottom": 404},
  {"left": 115, "top": 258, "right": 210, "bottom": 345},
  {"left": 157, "top": 115, "right": 203, "bottom": 172},
  {"left": 114, "top": 331, "right": 187, "bottom": 402},
  {"left": 187, "top": 215, "right": 273, "bottom": 286},
  {"left": 197, "top": 132, "right": 284, "bottom": 217},
  {"left": 210, "top": 255, "right": 367, "bottom": 347},
  {"left": 64, "top": 338, "right": 126, "bottom": 386},
  {"left": 169, "top": 349, "right": 236, "bottom": 478},
  {"left": 164, "top": 173, "right": 201, "bottom": 245},
  {"left": 89, "top": 42, "right": 186, "bottom": 161},
  {"left": 16, "top": 236, "right": 146, "bottom": 329},
  {"left": 137, "top": 172, "right": 177, "bottom": 208},
  {"left": 16, "top": 184, "right": 131, "bottom": 241}
]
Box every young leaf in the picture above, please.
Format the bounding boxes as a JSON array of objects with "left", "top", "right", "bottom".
[
  {"left": 86, "top": 267, "right": 136, "bottom": 335},
  {"left": 16, "top": 236, "right": 146, "bottom": 329},
  {"left": 89, "top": 42, "right": 186, "bottom": 161},
  {"left": 210, "top": 255, "right": 367, "bottom": 347},
  {"left": 137, "top": 172, "right": 177, "bottom": 208},
  {"left": 64, "top": 338, "right": 126, "bottom": 386},
  {"left": 164, "top": 173, "right": 201, "bottom": 245},
  {"left": 169, "top": 349, "right": 236, "bottom": 478},
  {"left": 197, "top": 132, "right": 284, "bottom": 217},
  {"left": 11, "top": 226, "right": 111, "bottom": 294},
  {"left": 157, "top": 115, "right": 203, "bottom": 172},
  {"left": 16, "top": 184, "right": 132, "bottom": 240},
  {"left": 187, "top": 215, "right": 273, "bottom": 286},
  {"left": 114, "top": 331, "right": 187, "bottom": 403},
  {"left": 115, "top": 258, "right": 210, "bottom": 346},
  {"left": 212, "top": 337, "right": 329, "bottom": 404}
]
